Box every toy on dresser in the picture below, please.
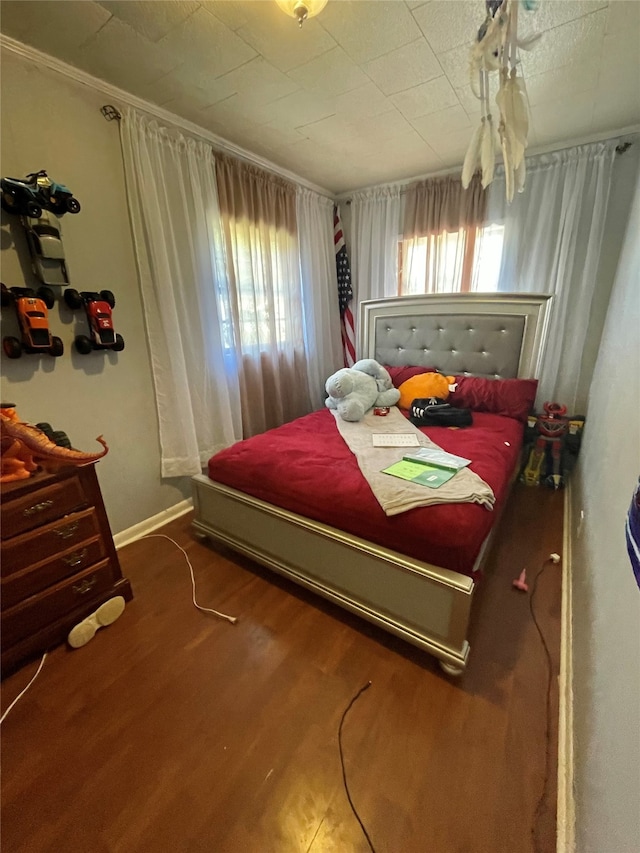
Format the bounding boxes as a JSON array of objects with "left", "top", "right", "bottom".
[{"left": 0, "top": 405, "right": 108, "bottom": 483}]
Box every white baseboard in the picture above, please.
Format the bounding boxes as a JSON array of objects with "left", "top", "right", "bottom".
[
  {"left": 113, "top": 499, "right": 193, "bottom": 550},
  {"left": 557, "top": 485, "right": 575, "bottom": 853}
]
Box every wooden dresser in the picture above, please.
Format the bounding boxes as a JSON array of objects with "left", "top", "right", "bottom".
[{"left": 1, "top": 463, "right": 132, "bottom": 676}]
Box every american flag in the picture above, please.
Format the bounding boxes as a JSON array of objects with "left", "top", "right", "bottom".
[{"left": 334, "top": 206, "right": 356, "bottom": 367}]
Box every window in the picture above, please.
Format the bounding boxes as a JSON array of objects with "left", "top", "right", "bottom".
[{"left": 398, "top": 223, "right": 504, "bottom": 295}]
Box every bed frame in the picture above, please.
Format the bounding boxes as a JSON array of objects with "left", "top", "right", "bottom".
[{"left": 191, "top": 294, "right": 551, "bottom": 675}]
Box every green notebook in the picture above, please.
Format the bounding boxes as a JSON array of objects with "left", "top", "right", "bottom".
[{"left": 381, "top": 459, "right": 457, "bottom": 489}]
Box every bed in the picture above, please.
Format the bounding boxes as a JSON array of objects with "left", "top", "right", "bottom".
[{"left": 191, "top": 294, "right": 551, "bottom": 675}]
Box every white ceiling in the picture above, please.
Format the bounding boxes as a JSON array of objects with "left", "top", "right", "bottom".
[{"left": 1, "top": 0, "right": 639, "bottom": 194}]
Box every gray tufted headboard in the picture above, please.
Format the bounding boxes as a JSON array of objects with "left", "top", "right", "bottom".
[{"left": 359, "top": 294, "right": 552, "bottom": 379}]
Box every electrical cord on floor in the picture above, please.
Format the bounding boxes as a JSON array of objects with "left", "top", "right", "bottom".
[
  {"left": 142, "top": 534, "right": 237, "bottom": 624},
  {"left": 0, "top": 534, "right": 234, "bottom": 725},
  {"left": 529, "top": 558, "right": 555, "bottom": 853},
  {"left": 0, "top": 651, "right": 47, "bottom": 726},
  {"left": 338, "top": 680, "right": 376, "bottom": 853}
]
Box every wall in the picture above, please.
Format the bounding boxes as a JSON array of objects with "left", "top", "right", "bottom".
[
  {"left": 1, "top": 52, "right": 191, "bottom": 534},
  {"left": 570, "top": 172, "right": 640, "bottom": 852},
  {"left": 576, "top": 141, "right": 640, "bottom": 408}
]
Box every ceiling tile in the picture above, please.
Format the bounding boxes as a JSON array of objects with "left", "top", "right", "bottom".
[
  {"left": 318, "top": 0, "right": 423, "bottom": 64},
  {"left": 591, "top": 83, "right": 640, "bottom": 133},
  {"left": 391, "top": 75, "right": 459, "bottom": 120},
  {"left": 286, "top": 47, "right": 369, "bottom": 97},
  {"left": 437, "top": 41, "right": 474, "bottom": 91},
  {"left": 255, "top": 121, "right": 310, "bottom": 149},
  {"left": 139, "top": 73, "right": 188, "bottom": 108},
  {"left": 200, "top": 0, "right": 255, "bottom": 31},
  {"left": 363, "top": 38, "right": 443, "bottom": 96},
  {"left": 412, "top": 0, "right": 483, "bottom": 55},
  {"left": 96, "top": 1, "right": 199, "bottom": 42},
  {"left": 531, "top": 0, "right": 609, "bottom": 33},
  {"left": 0, "top": 0, "right": 111, "bottom": 59},
  {"left": 216, "top": 57, "right": 300, "bottom": 105},
  {"left": 410, "top": 104, "right": 472, "bottom": 145},
  {"left": 232, "top": 3, "right": 337, "bottom": 73},
  {"left": 601, "top": 27, "right": 640, "bottom": 77},
  {"left": 299, "top": 113, "right": 358, "bottom": 146},
  {"left": 157, "top": 7, "right": 257, "bottom": 78},
  {"left": 168, "top": 63, "right": 238, "bottom": 104},
  {"left": 525, "top": 59, "right": 600, "bottom": 107},
  {"left": 455, "top": 85, "right": 484, "bottom": 119},
  {"left": 202, "top": 91, "right": 279, "bottom": 128},
  {"left": 606, "top": 0, "right": 640, "bottom": 34},
  {"left": 532, "top": 90, "right": 596, "bottom": 145},
  {"left": 428, "top": 125, "right": 476, "bottom": 162},
  {"left": 77, "top": 18, "right": 181, "bottom": 92},
  {"left": 332, "top": 83, "right": 393, "bottom": 120},
  {"left": 258, "top": 90, "right": 336, "bottom": 129},
  {"left": 519, "top": 9, "right": 608, "bottom": 78},
  {"left": 161, "top": 90, "right": 225, "bottom": 125}
]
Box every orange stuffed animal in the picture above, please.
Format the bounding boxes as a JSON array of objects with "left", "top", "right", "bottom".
[{"left": 397, "top": 372, "right": 457, "bottom": 410}]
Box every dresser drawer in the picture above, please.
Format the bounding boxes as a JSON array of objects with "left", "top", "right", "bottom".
[
  {"left": 1, "top": 508, "right": 102, "bottom": 576},
  {"left": 1, "top": 537, "right": 106, "bottom": 610},
  {"left": 1, "top": 476, "right": 89, "bottom": 539},
  {"left": 1, "top": 559, "right": 117, "bottom": 647}
]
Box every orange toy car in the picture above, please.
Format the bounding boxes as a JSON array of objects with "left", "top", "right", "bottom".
[{"left": 1, "top": 285, "right": 63, "bottom": 359}]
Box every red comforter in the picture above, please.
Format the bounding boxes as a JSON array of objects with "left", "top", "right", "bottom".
[{"left": 207, "top": 408, "right": 524, "bottom": 577}]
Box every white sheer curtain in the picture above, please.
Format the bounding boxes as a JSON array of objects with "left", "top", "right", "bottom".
[
  {"left": 296, "top": 189, "right": 344, "bottom": 409},
  {"left": 349, "top": 186, "right": 402, "bottom": 305},
  {"left": 121, "top": 108, "right": 242, "bottom": 477},
  {"left": 488, "top": 141, "right": 617, "bottom": 411}
]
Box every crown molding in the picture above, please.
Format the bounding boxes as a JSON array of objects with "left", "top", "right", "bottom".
[{"left": 0, "top": 33, "right": 334, "bottom": 199}]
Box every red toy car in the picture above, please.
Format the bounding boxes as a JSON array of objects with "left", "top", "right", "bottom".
[
  {"left": 64, "top": 289, "right": 124, "bottom": 354},
  {"left": 1, "top": 284, "right": 63, "bottom": 359}
]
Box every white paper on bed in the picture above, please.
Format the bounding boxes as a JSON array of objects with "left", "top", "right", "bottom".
[{"left": 331, "top": 408, "right": 495, "bottom": 516}]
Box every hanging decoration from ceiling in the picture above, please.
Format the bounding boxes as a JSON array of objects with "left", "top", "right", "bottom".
[{"left": 462, "top": 0, "right": 541, "bottom": 202}]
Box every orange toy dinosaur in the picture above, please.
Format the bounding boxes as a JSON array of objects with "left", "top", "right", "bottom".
[{"left": 0, "top": 407, "right": 108, "bottom": 483}]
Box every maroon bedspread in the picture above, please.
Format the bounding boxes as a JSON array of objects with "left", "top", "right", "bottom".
[{"left": 207, "top": 408, "right": 524, "bottom": 577}]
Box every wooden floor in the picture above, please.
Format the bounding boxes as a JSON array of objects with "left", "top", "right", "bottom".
[{"left": 1, "top": 482, "right": 563, "bottom": 853}]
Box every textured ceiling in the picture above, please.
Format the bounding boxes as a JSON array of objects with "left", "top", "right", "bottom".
[{"left": 1, "top": 0, "right": 639, "bottom": 194}]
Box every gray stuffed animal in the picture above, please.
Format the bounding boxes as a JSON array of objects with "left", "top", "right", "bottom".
[{"left": 325, "top": 359, "right": 400, "bottom": 421}]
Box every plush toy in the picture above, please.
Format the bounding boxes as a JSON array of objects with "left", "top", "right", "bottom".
[
  {"left": 325, "top": 359, "right": 400, "bottom": 422},
  {"left": 397, "top": 372, "right": 457, "bottom": 410}
]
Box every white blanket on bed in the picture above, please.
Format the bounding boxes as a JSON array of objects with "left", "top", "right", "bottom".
[{"left": 331, "top": 408, "right": 495, "bottom": 516}]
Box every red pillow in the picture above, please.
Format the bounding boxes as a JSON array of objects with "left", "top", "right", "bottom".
[
  {"left": 450, "top": 376, "right": 538, "bottom": 423},
  {"left": 384, "top": 365, "right": 434, "bottom": 389}
]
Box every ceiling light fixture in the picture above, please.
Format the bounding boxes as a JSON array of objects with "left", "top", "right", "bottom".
[{"left": 275, "top": 0, "right": 328, "bottom": 28}]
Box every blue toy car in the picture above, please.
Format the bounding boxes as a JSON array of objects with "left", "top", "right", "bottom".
[{"left": 1, "top": 170, "right": 81, "bottom": 218}]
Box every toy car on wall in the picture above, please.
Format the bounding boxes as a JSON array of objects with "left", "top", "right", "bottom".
[
  {"left": 64, "top": 289, "right": 124, "bottom": 354},
  {"left": 23, "top": 210, "right": 70, "bottom": 287},
  {"left": 1, "top": 170, "right": 80, "bottom": 219},
  {"left": 1, "top": 284, "right": 63, "bottom": 359}
]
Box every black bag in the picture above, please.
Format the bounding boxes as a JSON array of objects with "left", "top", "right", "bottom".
[{"left": 409, "top": 397, "right": 473, "bottom": 428}]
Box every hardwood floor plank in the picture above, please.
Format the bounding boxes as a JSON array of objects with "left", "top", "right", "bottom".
[{"left": 1, "top": 483, "right": 563, "bottom": 853}]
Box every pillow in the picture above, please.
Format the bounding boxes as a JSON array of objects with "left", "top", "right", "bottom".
[
  {"left": 449, "top": 376, "right": 538, "bottom": 423},
  {"left": 384, "top": 365, "right": 434, "bottom": 389}
]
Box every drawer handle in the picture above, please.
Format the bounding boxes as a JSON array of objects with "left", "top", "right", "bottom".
[
  {"left": 72, "top": 576, "right": 98, "bottom": 596},
  {"left": 23, "top": 499, "right": 54, "bottom": 517},
  {"left": 62, "top": 548, "right": 88, "bottom": 568},
  {"left": 53, "top": 522, "right": 80, "bottom": 540}
]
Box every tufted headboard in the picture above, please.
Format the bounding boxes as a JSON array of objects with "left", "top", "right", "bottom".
[{"left": 359, "top": 294, "right": 552, "bottom": 379}]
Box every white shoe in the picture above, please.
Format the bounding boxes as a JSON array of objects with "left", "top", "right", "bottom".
[{"left": 67, "top": 596, "right": 126, "bottom": 649}]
